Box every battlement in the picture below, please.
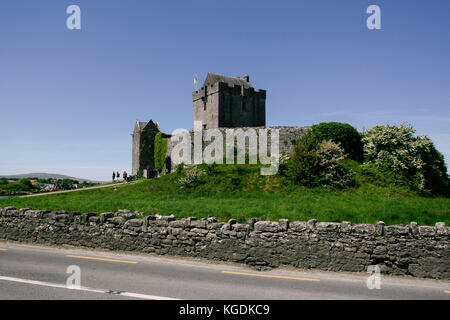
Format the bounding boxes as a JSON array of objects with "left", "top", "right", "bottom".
[{"left": 193, "top": 82, "right": 266, "bottom": 101}]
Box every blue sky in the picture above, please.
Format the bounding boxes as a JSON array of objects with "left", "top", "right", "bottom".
[{"left": 0, "top": 0, "right": 449, "bottom": 181}]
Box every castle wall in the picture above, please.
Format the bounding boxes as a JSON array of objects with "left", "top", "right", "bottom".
[
  {"left": 193, "top": 87, "right": 220, "bottom": 130},
  {"left": 132, "top": 129, "right": 141, "bottom": 176},
  {"left": 165, "top": 126, "right": 310, "bottom": 172},
  {"left": 132, "top": 121, "right": 160, "bottom": 177}
]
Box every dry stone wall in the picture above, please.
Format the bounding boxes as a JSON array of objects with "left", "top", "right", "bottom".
[{"left": 0, "top": 206, "right": 448, "bottom": 279}]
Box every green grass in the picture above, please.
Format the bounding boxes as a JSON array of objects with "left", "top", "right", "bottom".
[{"left": 1, "top": 163, "right": 449, "bottom": 225}]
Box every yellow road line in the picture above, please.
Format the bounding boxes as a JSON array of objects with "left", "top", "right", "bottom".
[
  {"left": 221, "top": 271, "right": 320, "bottom": 282},
  {"left": 444, "top": 290, "right": 450, "bottom": 294},
  {"left": 0, "top": 249, "right": 8, "bottom": 251},
  {"left": 66, "top": 255, "right": 138, "bottom": 264}
]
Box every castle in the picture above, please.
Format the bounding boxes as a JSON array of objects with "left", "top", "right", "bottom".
[{"left": 132, "top": 73, "right": 309, "bottom": 178}]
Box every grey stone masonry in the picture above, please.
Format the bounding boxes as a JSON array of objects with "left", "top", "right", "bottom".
[
  {"left": 1, "top": 207, "right": 448, "bottom": 279},
  {"left": 193, "top": 73, "right": 266, "bottom": 130},
  {"left": 165, "top": 126, "right": 310, "bottom": 172}
]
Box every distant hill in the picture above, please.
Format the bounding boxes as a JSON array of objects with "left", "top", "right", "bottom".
[{"left": 0, "top": 173, "right": 104, "bottom": 184}]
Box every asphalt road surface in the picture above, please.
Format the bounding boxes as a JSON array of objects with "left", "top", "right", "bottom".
[{"left": 0, "top": 242, "right": 448, "bottom": 300}]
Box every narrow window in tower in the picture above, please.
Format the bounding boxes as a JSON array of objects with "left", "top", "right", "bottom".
[{"left": 203, "top": 98, "right": 207, "bottom": 111}]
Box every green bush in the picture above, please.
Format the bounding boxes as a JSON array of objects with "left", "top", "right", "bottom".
[
  {"left": 202, "top": 162, "right": 218, "bottom": 175},
  {"left": 2, "top": 181, "right": 34, "bottom": 192},
  {"left": 287, "top": 131, "right": 321, "bottom": 186},
  {"left": 0, "top": 178, "right": 8, "bottom": 185},
  {"left": 312, "top": 122, "right": 364, "bottom": 162},
  {"left": 175, "top": 163, "right": 185, "bottom": 175},
  {"left": 231, "top": 177, "right": 242, "bottom": 187},
  {"left": 2, "top": 183, "right": 22, "bottom": 192}
]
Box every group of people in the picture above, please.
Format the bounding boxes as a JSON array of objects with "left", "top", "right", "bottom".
[{"left": 112, "top": 171, "right": 132, "bottom": 183}]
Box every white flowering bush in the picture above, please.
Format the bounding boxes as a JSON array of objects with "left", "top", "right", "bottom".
[
  {"left": 362, "top": 124, "right": 449, "bottom": 195},
  {"left": 178, "top": 166, "right": 205, "bottom": 188},
  {"left": 317, "top": 140, "right": 353, "bottom": 187}
]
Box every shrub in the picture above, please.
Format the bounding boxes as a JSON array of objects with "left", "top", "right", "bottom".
[
  {"left": 277, "top": 153, "right": 291, "bottom": 176},
  {"left": 2, "top": 181, "right": 34, "bottom": 192},
  {"left": 233, "top": 166, "right": 250, "bottom": 175},
  {"left": 2, "top": 183, "right": 22, "bottom": 192},
  {"left": 0, "top": 178, "right": 8, "bottom": 185},
  {"left": 312, "top": 122, "right": 364, "bottom": 162},
  {"left": 175, "top": 162, "right": 185, "bottom": 175},
  {"left": 205, "top": 162, "right": 218, "bottom": 175},
  {"left": 287, "top": 131, "right": 352, "bottom": 188},
  {"left": 178, "top": 166, "right": 205, "bottom": 188},
  {"left": 287, "top": 130, "right": 321, "bottom": 186},
  {"left": 362, "top": 124, "right": 450, "bottom": 196},
  {"left": 231, "top": 177, "right": 241, "bottom": 187}
]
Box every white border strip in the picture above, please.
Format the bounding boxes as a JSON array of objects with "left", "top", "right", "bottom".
[{"left": 0, "top": 275, "right": 179, "bottom": 300}]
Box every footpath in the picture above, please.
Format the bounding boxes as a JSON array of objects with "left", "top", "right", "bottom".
[{"left": 19, "top": 181, "right": 140, "bottom": 198}]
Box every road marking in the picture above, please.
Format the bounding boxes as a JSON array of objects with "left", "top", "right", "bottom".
[
  {"left": 0, "top": 275, "right": 179, "bottom": 300},
  {"left": 66, "top": 255, "right": 138, "bottom": 264},
  {"left": 0, "top": 249, "right": 8, "bottom": 251},
  {"left": 221, "top": 271, "right": 321, "bottom": 282},
  {"left": 445, "top": 290, "right": 450, "bottom": 294}
]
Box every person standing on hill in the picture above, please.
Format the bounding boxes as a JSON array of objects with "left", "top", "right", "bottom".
[
  {"left": 116, "top": 171, "right": 120, "bottom": 182},
  {"left": 112, "top": 172, "right": 116, "bottom": 182},
  {"left": 123, "top": 171, "right": 128, "bottom": 183}
]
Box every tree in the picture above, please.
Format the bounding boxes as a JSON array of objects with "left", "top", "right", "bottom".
[{"left": 18, "top": 178, "right": 34, "bottom": 190}]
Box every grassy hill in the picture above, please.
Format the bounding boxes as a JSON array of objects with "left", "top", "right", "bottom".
[{"left": 1, "top": 163, "right": 449, "bottom": 225}]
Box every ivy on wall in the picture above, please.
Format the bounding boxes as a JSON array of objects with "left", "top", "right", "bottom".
[{"left": 154, "top": 132, "right": 169, "bottom": 174}]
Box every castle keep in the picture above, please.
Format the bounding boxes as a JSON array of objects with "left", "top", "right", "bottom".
[
  {"left": 132, "top": 73, "right": 308, "bottom": 177},
  {"left": 192, "top": 73, "right": 266, "bottom": 129}
]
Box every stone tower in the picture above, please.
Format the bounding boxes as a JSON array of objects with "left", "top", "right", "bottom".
[
  {"left": 192, "top": 73, "right": 266, "bottom": 129},
  {"left": 132, "top": 120, "right": 160, "bottom": 177}
]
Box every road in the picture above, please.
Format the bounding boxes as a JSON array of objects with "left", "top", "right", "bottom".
[{"left": 0, "top": 242, "right": 448, "bottom": 300}]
